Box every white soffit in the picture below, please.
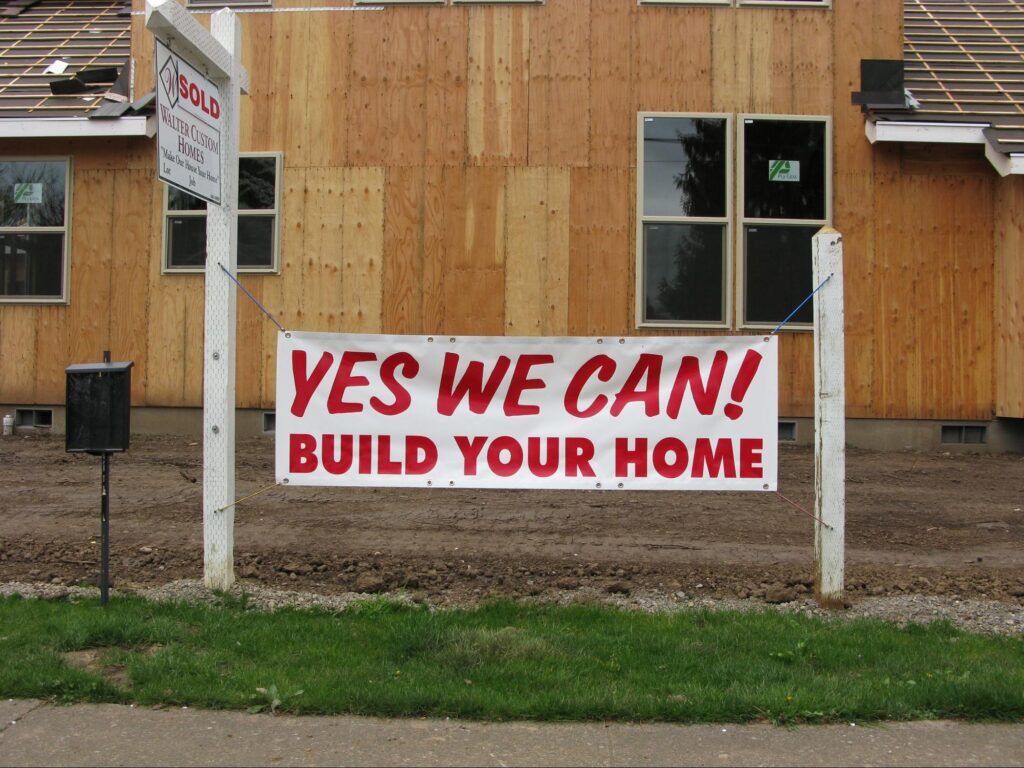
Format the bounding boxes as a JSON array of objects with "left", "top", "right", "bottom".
[
  {"left": 866, "top": 120, "right": 1023, "bottom": 177},
  {"left": 0, "top": 116, "right": 153, "bottom": 139}
]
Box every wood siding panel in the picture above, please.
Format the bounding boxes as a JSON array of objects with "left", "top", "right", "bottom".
[
  {"left": 568, "top": 167, "right": 632, "bottom": 337},
  {"left": 443, "top": 166, "right": 506, "bottom": 335},
  {"left": 528, "top": 0, "right": 589, "bottom": 167},
  {"left": 66, "top": 171, "right": 113, "bottom": 366},
  {"left": 385, "top": 9, "right": 429, "bottom": 168},
  {"left": 109, "top": 170, "right": 153, "bottom": 405},
  {"left": 635, "top": 8, "right": 711, "bottom": 115},
  {"left": 779, "top": 333, "right": 814, "bottom": 417},
  {"left": 348, "top": 15, "right": 389, "bottom": 167},
  {"left": 341, "top": 167, "right": 385, "bottom": 333},
  {"left": 589, "top": 0, "right": 632, "bottom": 168},
  {"left": 995, "top": 176, "right": 1024, "bottom": 417},
  {"left": 872, "top": 170, "right": 994, "bottom": 420},
  {"left": 261, "top": 167, "right": 306, "bottom": 406},
  {"left": 505, "top": 167, "right": 570, "bottom": 336},
  {"left": 424, "top": 9, "right": 468, "bottom": 167},
  {"left": 467, "top": 7, "right": 529, "bottom": 166},
  {"left": 30, "top": 306, "right": 61, "bottom": 404},
  {"left": 146, "top": 180, "right": 185, "bottom": 407},
  {"left": 302, "top": 167, "right": 346, "bottom": 334},
  {"left": 382, "top": 165, "right": 425, "bottom": 335},
  {"left": 0, "top": 306, "right": 36, "bottom": 403}
]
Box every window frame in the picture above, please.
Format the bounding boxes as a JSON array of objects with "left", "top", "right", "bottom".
[
  {"left": 736, "top": 113, "right": 831, "bottom": 331},
  {"left": 162, "top": 152, "right": 282, "bottom": 276},
  {"left": 0, "top": 155, "right": 72, "bottom": 304},
  {"left": 635, "top": 112, "right": 733, "bottom": 330}
]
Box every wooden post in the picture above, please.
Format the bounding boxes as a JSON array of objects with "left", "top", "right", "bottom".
[
  {"left": 146, "top": 0, "right": 248, "bottom": 591},
  {"left": 813, "top": 227, "right": 846, "bottom": 607}
]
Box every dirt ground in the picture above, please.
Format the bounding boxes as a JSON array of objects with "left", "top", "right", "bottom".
[{"left": 1, "top": 433, "right": 1023, "bottom": 604}]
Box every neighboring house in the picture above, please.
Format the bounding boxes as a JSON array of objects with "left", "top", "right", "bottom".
[{"left": 0, "top": 0, "right": 1020, "bottom": 451}]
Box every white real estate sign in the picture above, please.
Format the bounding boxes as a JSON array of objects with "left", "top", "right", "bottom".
[
  {"left": 277, "top": 332, "right": 778, "bottom": 492},
  {"left": 155, "top": 38, "right": 223, "bottom": 206}
]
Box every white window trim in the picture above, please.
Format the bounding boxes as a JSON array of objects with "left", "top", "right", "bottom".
[
  {"left": 635, "top": 112, "right": 733, "bottom": 330},
  {"left": 736, "top": 114, "right": 832, "bottom": 332},
  {"left": 0, "top": 156, "right": 72, "bottom": 304},
  {"left": 162, "top": 151, "right": 282, "bottom": 276}
]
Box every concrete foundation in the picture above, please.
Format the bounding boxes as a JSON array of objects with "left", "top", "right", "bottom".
[{"left": 3, "top": 405, "right": 1022, "bottom": 452}]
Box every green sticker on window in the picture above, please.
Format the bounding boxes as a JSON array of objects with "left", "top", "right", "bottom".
[
  {"left": 14, "top": 182, "right": 42, "bottom": 204},
  {"left": 768, "top": 160, "right": 800, "bottom": 183}
]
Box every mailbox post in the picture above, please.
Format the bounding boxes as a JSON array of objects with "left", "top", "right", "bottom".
[{"left": 66, "top": 356, "right": 133, "bottom": 607}]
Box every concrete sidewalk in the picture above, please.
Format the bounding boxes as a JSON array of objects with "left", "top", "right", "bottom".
[{"left": 1, "top": 699, "right": 1022, "bottom": 767}]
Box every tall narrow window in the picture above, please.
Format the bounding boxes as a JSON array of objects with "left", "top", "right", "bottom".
[
  {"left": 637, "top": 114, "right": 730, "bottom": 327},
  {"left": 740, "top": 116, "right": 829, "bottom": 328},
  {"left": 0, "top": 158, "right": 70, "bottom": 302},
  {"left": 164, "top": 154, "right": 280, "bottom": 273}
]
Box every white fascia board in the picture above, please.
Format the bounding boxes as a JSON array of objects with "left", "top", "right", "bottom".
[
  {"left": 985, "top": 143, "right": 1024, "bottom": 177},
  {"left": 866, "top": 119, "right": 1024, "bottom": 176},
  {"left": 0, "top": 116, "right": 153, "bottom": 138},
  {"left": 865, "top": 120, "right": 988, "bottom": 145}
]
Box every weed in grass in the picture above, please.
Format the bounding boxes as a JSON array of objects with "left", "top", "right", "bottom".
[
  {"left": 248, "top": 683, "right": 304, "bottom": 715},
  {"left": 213, "top": 589, "right": 251, "bottom": 612}
]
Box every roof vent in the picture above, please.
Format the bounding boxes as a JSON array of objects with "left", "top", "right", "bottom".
[{"left": 852, "top": 60, "right": 909, "bottom": 111}]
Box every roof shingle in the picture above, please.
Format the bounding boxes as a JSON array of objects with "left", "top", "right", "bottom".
[{"left": 0, "top": 0, "right": 130, "bottom": 119}]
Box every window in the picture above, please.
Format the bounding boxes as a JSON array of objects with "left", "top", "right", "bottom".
[
  {"left": 739, "top": 116, "right": 830, "bottom": 328},
  {"left": 164, "top": 154, "right": 280, "bottom": 273},
  {"left": 636, "top": 114, "right": 830, "bottom": 330},
  {"left": 637, "top": 114, "right": 731, "bottom": 327},
  {"left": 0, "top": 158, "right": 70, "bottom": 302}
]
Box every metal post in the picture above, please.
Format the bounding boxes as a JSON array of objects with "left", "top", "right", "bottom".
[
  {"left": 813, "top": 227, "right": 846, "bottom": 607},
  {"left": 100, "top": 349, "right": 111, "bottom": 607},
  {"left": 100, "top": 452, "right": 110, "bottom": 607},
  {"left": 202, "top": 9, "right": 241, "bottom": 591}
]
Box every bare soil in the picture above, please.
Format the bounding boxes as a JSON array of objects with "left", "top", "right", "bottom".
[{"left": 1, "top": 433, "right": 1023, "bottom": 604}]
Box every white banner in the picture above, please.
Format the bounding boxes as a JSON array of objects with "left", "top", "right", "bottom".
[
  {"left": 276, "top": 332, "right": 778, "bottom": 491},
  {"left": 155, "top": 38, "right": 222, "bottom": 206}
]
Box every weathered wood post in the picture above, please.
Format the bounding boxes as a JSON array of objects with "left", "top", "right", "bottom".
[
  {"left": 146, "top": 0, "right": 248, "bottom": 590},
  {"left": 813, "top": 226, "right": 846, "bottom": 607}
]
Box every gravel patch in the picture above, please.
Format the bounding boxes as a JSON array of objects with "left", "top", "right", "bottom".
[{"left": 2, "top": 579, "right": 1021, "bottom": 636}]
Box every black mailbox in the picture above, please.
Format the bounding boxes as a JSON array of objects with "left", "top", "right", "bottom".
[{"left": 65, "top": 361, "right": 133, "bottom": 454}]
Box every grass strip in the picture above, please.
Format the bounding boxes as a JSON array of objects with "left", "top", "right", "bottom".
[{"left": 1, "top": 593, "right": 1021, "bottom": 723}]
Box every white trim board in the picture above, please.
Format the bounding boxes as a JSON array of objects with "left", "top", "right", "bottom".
[
  {"left": 865, "top": 119, "right": 1024, "bottom": 177},
  {"left": 0, "top": 116, "right": 153, "bottom": 139}
]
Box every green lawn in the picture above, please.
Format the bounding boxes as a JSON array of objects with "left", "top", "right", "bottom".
[{"left": 1, "top": 593, "right": 1021, "bottom": 723}]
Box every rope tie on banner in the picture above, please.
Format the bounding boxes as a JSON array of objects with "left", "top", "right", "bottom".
[
  {"left": 218, "top": 263, "right": 285, "bottom": 333},
  {"left": 770, "top": 273, "right": 833, "bottom": 336},
  {"left": 775, "top": 490, "right": 833, "bottom": 530},
  {"left": 214, "top": 482, "right": 279, "bottom": 515}
]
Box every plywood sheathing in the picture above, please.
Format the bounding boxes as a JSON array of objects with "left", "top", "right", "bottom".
[{"left": 7, "top": 1, "right": 1005, "bottom": 423}]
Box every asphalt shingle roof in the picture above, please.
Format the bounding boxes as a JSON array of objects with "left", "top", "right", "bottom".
[
  {"left": 871, "top": 0, "right": 1024, "bottom": 156},
  {"left": 0, "top": 0, "right": 130, "bottom": 118}
]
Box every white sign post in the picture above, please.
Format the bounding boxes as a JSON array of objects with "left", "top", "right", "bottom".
[
  {"left": 147, "top": 0, "right": 249, "bottom": 591},
  {"left": 813, "top": 227, "right": 846, "bottom": 607}
]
